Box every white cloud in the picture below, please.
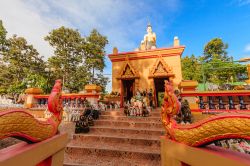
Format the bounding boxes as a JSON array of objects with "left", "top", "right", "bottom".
[
  {"left": 236, "top": 0, "right": 250, "bottom": 6},
  {"left": 0, "top": 0, "right": 180, "bottom": 56},
  {"left": 0, "top": 0, "right": 180, "bottom": 92},
  {"left": 0, "top": 0, "right": 71, "bottom": 59},
  {"left": 245, "top": 43, "right": 250, "bottom": 52}
]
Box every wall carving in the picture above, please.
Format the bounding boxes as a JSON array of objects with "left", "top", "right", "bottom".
[
  {"left": 116, "top": 57, "right": 139, "bottom": 79},
  {"left": 149, "top": 56, "right": 174, "bottom": 78}
]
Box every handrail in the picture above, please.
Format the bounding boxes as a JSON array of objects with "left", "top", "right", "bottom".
[
  {"left": 161, "top": 137, "right": 250, "bottom": 166},
  {"left": 0, "top": 133, "right": 68, "bottom": 166}
]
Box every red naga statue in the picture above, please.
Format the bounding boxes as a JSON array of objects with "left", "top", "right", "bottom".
[
  {"left": 0, "top": 80, "right": 63, "bottom": 142},
  {"left": 161, "top": 80, "right": 250, "bottom": 146}
]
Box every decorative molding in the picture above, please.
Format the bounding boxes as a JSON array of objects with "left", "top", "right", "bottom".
[
  {"left": 108, "top": 46, "right": 185, "bottom": 62},
  {"left": 116, "top": 57, "right": 139, "bottom": 79},
  {"left": 148, "top": 56, "right": 175, "bottom": 78}
]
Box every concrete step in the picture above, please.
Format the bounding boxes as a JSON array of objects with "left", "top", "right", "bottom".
[
  {"left": 70, "top": 134, "right": 160, "bottom": 150},
  {"left": 63, "top": 108, "right": 163, "bottom": 165},
  {"left": 88, "top": 126, "right": 164, "bottom": 138},
  {"left": 94, "top": 119, "right": 163, "bottom": 129},
  {"left": 64, "top": 145, "right": 160, "bottom": 166},
  {"left": 99, "top": 115, "right": 161, "bottom": 123}
]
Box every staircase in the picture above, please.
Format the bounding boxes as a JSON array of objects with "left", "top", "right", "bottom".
[{"left": 64, "top": 109, "right": 164, "bottom": 166}]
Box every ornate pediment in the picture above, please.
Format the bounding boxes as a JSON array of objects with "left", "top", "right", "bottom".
[
  {"left": 117, "top": 60, "right": 139, "bottom": 79},
  {"left": 149, "top": 56, "right": 174, "bottom": 78},
  {"left": 123, "top": 65, "right": 134, "bottom": 76},
  {"left": 154, "top": 62, "right": 166, "bottom": 74}
]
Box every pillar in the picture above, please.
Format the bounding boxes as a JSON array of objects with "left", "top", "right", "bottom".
[{"left": 24, "top": 88, "right": 43, "bottom": 108}]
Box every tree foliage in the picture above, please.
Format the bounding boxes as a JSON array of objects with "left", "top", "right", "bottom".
[
  {"left": 45, "top": 26, "right": 84, "bottom": 92},
  {"left": 0, "top": 20, "right": 8, "bottom": 54},
  {"left": 3, "top": 35, "right": 45, "bottom": 81},
  {"left": 203, "top": 58, "right": 246, "bottom": 85},
  {"left": 94, "top": 73, "right": 109, "bottom": 93},
  {"left": 203, "top": 38, "right": 230, "bottom": 62},
  {"left": 182, "top": 38, "right": 247, "bottom": 86},
  {"left": 0, "top": 21, "right": 110, "bottom": 95},
  {"left": 84, "top": 29, "right": 108, "bottom": 84},
  {"left": 181, "top": 54, "right": 202, "bottom": 82},
  {"left": 45, "top": 27, "right": 109, "bottom": 93},
  {"left": 202, "top": 38, "right": 246, "bottom": 84},
  {"left": 0, "top": 20, "right": 46, "bottom": 94},
  {"left": 84, "top": 29, "right": 108, "bottom": 71}
]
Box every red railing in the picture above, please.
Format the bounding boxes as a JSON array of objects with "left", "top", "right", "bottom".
[{"left": 181, "top": 90, "right": 250, "bottom": 113}]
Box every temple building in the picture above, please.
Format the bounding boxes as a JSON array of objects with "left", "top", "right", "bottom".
[{"left": 108, "top": 23, "right": 185, "bottom": 107}]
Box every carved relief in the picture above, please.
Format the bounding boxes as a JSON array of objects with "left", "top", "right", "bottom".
[
  {"left": 154, "top": 62, "right": 166, "bottom": 74},
  {"left": 123, "top": 65, "right": 134, "bottom": 77},
  {"left": 117, "top": 59, "right": 139, "bottom": 79},
  {"left": 149, "top": 56, "right": 174, "bottom": 78}
]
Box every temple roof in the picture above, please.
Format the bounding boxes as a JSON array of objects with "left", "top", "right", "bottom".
[{"left": 108, "top": 46, "right": 185, "bottom": 62}]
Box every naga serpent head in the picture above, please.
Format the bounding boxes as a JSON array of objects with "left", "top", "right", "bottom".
[
  {"left": 162, "top": 80, "right": 180, "bottom": 116},
  {"left": 48, "top": 79, "right": 63, "bottom": 122}
]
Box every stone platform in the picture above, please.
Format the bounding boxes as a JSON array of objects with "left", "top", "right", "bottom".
[{"left": 63, "top": 108, "right": 163, "bottom": 166}]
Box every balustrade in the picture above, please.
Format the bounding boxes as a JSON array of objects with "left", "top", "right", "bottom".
[
  {"left": 182, "top": 91, "right": 250, "bottom": 113},
  {"left": 201, "top": 95, "right": 250, "bottom": 112}
]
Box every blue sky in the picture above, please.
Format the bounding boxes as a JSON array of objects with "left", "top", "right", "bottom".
[{"left": 0, "top": 0, "right": 250, "bottom": 91}]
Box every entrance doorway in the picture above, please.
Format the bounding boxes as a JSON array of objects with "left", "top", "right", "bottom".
[
  {"left": 122, "top": 79, "right": 134, "bottom": 104},
  {"left": 154, "top": 78, "right": 169, "bottom": 107}
]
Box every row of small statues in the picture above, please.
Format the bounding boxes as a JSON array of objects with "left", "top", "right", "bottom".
[
  {"left": 0, "top": 94, "right": 23, "bottom": 108},
  {"left": 212, "top": 139, "right": 250, "bottom": 154},
  {"left": 124, "top": 103, "right": 151, "bottom": 117},
  {"left": 207, "top": 83, "right": 250, "bottom": 91},
  {"left": 98, "top": 101, "right": 120, "bottom": 111},
  {"left": 0, "top": 94, "right": 26, "bottom": 105},
  {"left": 44, "top": 103, "right": 102, "bottom": 122},
  {"left": 123, "top": 89, "right": 154, "bottom": 117}
]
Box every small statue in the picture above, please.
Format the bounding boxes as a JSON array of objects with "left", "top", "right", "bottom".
[
  {"left": 75, "top": 115, "right": 90, "bottom": 133},
  {"left": 139, "top": 23, "right": 157, "bottom": 50},
  {"left": 135, "top": 90, "right": 143, "bottom": 101}
]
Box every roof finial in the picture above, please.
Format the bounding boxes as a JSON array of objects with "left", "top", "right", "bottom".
[{"left": 147, "top": 17, "right": 151, "bottom": 28}]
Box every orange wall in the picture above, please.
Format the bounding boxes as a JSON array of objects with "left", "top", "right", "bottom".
[{"left": 110, "top": 47, "right": 185, "bottom": 93}]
